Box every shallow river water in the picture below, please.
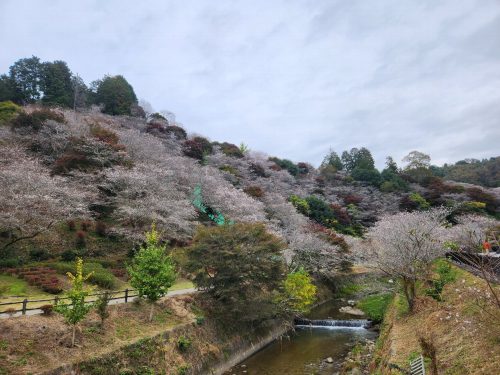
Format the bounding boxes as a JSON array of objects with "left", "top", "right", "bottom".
[{"left": 225, "top": 300, "right": 377, "bottom": 375}]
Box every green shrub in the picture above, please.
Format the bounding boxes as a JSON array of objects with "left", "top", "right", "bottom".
[
  {"left": 11, "top": 108, "right": 64, "bottom": 131},
  {"left": 51, "top": 261, "right": 117, "bottom": 289},
  {"left": 410, "top": 193, "right": 431, "bottom": 210},
  {"left": 0, "top": 258, "right": 22, "bottom": 268},
  {"left": 195, "top": 315, "right": 205, "bottom": 325},
  {"left": 0, "top": 101, "right": 21, "bottom": 124},
  {"left": 177, "top": 336, "right": 192, "bottom": 352},
  {"left": 425, "top": 259, "right": 457, "bottom": 301},
  {"left": 289, "top": 194, "right": 361, "bottom": 235},
  {"left": 29, "top": 248, "right": 50, "bottom": 261},
  {"left": 177, "top": 364, "right": 190, "bottom": 375},
  {"left": 61, "top": 249, "right": 80, "bottom": 262},
  {"left": 351, "top": 167, "right": 381, "bottom": 185},
  {"left": 289, "top": 195, "right": 310, "bottom": 215},
  {"left": 357, "top": 293, "right": 393, "bottom": 323},
  {"left": 400, "top": 192, "right": 431, "bottom": 211},
  {"left": 269, "top": 157, "right": 299, "bottom": 176},
  {"left": 219, "top": 165, "right": 239, "bottom": 176},
  {"left": 337, "top": 283, "right": 363, "bottom": 297}
]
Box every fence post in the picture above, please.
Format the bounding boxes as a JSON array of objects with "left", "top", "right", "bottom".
[
  {"left": 125, "top": 289, "right": 129, "bottom": 303},
  {"left": 54, "top": 296, "right": 59, "bottom": 306},
  {"left": 22, "top": 299, "right": 28, "bottom": 315}
]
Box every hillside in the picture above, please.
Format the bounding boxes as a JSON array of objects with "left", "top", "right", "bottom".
[{"left": 1, "top": 105, "right": 499, "bottom": 275}]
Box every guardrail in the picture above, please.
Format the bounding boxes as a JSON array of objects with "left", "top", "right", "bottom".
[{"left": 0, "top": 288, "right": 139, "bottom": 316}]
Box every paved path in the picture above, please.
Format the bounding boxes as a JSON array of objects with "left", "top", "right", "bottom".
[{"left": 0, "top": 288, "right": 197, "bottom": 319}]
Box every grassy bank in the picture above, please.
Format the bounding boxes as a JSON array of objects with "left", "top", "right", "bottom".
[{"left": 370, "top": 264, "right": 500, "bottom": 374}]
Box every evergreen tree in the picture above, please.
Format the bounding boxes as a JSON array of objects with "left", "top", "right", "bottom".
[
  {"left": 0, "top": 74, "right": 22, "bottom": 103},
  {"left": 41, "top": 60, "right": 73, "bottom": 107},
  {"left": 95, "top": 75, "right": 138, "bottom": 115}
]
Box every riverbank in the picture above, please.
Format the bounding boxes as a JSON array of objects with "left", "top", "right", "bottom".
[
  {"left": 368, "top": 264, "right": 500, "bottom": 374},
  {"left": 0, "top": 292, "right": 295, "bottom": 375}
]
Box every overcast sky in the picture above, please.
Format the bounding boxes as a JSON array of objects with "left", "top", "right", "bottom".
[{"left": 1, "top": 0, "right": 499, "bottom": 168}]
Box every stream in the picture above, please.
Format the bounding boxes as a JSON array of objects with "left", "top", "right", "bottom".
[{"left": 224, "top": 300, "right": 377, "bottom": 375}]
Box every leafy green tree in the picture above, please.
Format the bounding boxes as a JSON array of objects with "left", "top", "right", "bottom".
[
  {"left": 0, "top": 74, "right": 22, "bottom": 103},
  {"left": 402, "top": 150, "right": 432, "bottom": 182},
  {"left": 341, "top": 149, "right": 357, "bottom": 172},
  {"left": 54, "top": 258, "right": 94, "bottom": 347},
  {"left": 95, "top": 75, "right": 138, "bottom": 115},
  {"left": 341, "top": 148, "right": 378, "bottom": 182},
  {"left": 277, "top": 268, "right": 317, "bottom": 315},
  {"left": 351, "top": 167, "right": 381, "bottom": 185},
  {"left": 384, "top": 156, "right": 398, "bottom": 174},
  {"left": 41, "top": 60, "right": 74, "bottom": 107},
  {"left": 403, "top": 150, "right": 431, "bottom": 170},
  {"left": 9, "top": 56, "right": 43, "bottom": 104},
  {"left": 127, "top": 223, "right": 177, "bottom": 321},
  {"left": 186, "top": 223, "right": 286, "bottom": 324},
  {"left": 380, "top": 156, "right": 409, "bottom": 192},
  {"left": 355, "top": 147, "right": 375, "bottom": 170},
  {"left": 321, "top": 149, "right": 343, "bottom": 170}
]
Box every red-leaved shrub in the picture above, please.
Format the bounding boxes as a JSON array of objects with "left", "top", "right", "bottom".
[{"left": 243, "top": 186, "right": 265, "bottom": 198}]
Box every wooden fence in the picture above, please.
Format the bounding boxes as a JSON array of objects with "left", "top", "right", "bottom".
[{"left": 0, "top": 289, "right": 139, "bottom": 316}]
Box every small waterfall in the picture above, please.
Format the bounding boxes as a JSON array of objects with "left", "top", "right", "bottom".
[{"left": 294, "top": 318, "right": 371, "bottom": 329}]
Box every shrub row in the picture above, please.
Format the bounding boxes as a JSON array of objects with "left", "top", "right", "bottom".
[
  {"left": 4, "top": 267, "right": 62, "bottom": 294},
  {"left": 50, "top": 262, "right": 117, "bottom": 289}
]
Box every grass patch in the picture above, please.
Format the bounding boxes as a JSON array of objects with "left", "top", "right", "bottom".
[
  {"left": 0, "top": 275, "right": 28, "bottom": 296},
  {"left": 357, "top": 293, "right": 393, "bottom": 322},
  {"left": 337, "top": 282, "right": 363, "bottom": 297}
]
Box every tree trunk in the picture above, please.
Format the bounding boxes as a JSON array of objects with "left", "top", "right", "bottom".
[
  {"left": 72, "top": 325, "right": 76, "bottom": 347},
  {"left": 149, "top": 302, "right": 155, "bottom": 322},
  {"left": 402, "top": 278, "right": 415, "bottom": 312}
]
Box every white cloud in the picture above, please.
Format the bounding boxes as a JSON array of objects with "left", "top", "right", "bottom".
[{"left": 1, "top": 0, "right": 499, "bottom": 168}]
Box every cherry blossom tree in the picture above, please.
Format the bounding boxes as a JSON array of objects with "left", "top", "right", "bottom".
[
  {"left": 367, "top": 209, "right": 449, "bottom": 311},
  {"left": 0, "top": 144, "right": 90, "bottom": 253}
]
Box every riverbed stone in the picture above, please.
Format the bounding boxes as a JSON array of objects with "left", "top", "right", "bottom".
[{"left": 339, "top": 306, "right": 365, "bottom": 316}]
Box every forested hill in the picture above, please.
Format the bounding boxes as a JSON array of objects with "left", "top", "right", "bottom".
[{"left": 0, "top": 56, "right": 499, "bottom": 274}]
